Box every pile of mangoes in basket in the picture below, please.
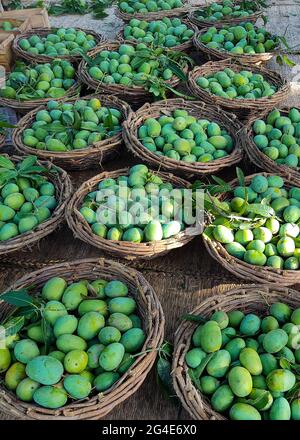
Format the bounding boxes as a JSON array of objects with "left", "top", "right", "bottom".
[{"left": 119, "top": 0, "right": 184, "bottom": 14}]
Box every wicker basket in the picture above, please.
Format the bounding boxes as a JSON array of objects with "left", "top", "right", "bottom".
[
  {"left": 0, "top": 155, "right": 72, "bottom": 257},
  {"left": 116, "top": 19, "right": 198, "bottom": 53},
  {"left": 0, "top": 68, "right": 80, "bottom": 113},
  {"left": 0, "top": 257, "right": 165, "bottom": 420},
  {"left": 203, "top": 171, "right": 300, "bottom": 286},
  {"left": 0, "top": 132, "right": 5, "bottom": 149},
  {"left": 12, "top": 27, "right": 106, "bottom": 64},
  {"left": 123, "top": 98, "right": 243, "bottom": 178},
  {"left": 12, "top": 94, "right": 131, "bottom": 170},
  {"left": 244, "top": 107, "right": 300, "bottom": 186},
  {"left": 78, "top": 41, "right": 187, "bottom": 107},
  {"left": 187, "top": 60, "right": 290, "bottom": 120},
  {"left": 116, "top": 0, "right": 189, "bottom": 22},
  {"left": 193, "top": 26, "right": 276, "bottom": 64},
  {"left": 172, "top": 283, "right": 300, "bottom": 420},
  {"left": 188, "top": 1, "right": 263, "bottom": 29},
  {"left": 66, "top": 167, "right": 201, "bottom": 260}
]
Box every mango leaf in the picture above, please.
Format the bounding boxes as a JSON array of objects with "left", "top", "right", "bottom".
[
  {"left": 279, "top": 357, "right": 291, "bottom": 370},
  {"left": 188, "top": 367, "right": 202, "bottom": 391},
  {"left": 166, "top": 59, "right": 187, "bottom": 81},
  {"left": 203, "top": 225, "right": 214, "bottom": 240},
  {"left": 3, "top": 316, "right": 25, "bottom": 337},
  {"left": 236, "top": 167, "right": 245, "bottom": 187},
  {"left": 0, "top": 121, "right": 16, "bottom": 129},
  {"left": 0, "top": 289, "right": 35, "bottom": 308},
  {"left": 41, "top": 317, "right": 53, "bottom": 355},
  {"left": 0, "top": 156, "right": 15, "bottom": 170},
  {"left": 240, "top": 390, "right": 270, "bottom": 411},
  {"left": 104, "top": 108, "right": 114, "bottom": 131},
  {"left": 286, "top": 381, "right": 300, "bottom": 401},
  {"left": 246, "top": 204, "right": 275, "bottom": 218},
  {"left": 18, "top": 155, "right": 38, "bottom": 172},
  {"left": 193, "top": 353, "right": 215, "bottom": 379},
  {"left": 181, "top": 313, "right": 207, "bottom": 323}
]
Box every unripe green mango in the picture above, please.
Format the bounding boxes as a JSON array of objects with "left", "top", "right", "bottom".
[
  {"left": 87, "top": 344, "right": 105, "bottom": 369},
  {"left": 192, "top": 325, "right": 202, "bottom": 347},
  {"left": 120, "top": 328, "right": 146, "bottom": 353},
  {"left": 99, "top": 342, "right": 125, "bottom": 371},
  {"left": 94, "top": 372, "right": 120, "bottom": 392},
  {"left": 77, "top": 311, "right": 105, "bottom": 340},
  {"left": 104, "top": 280, "right": 128, "bottom": 298},
  {"left": 269, "top": 302, "right": 291, "bottom": 323},
  {"left": 16, "top": 378, "right": 40, "bottom": 402},
  {"left": 33, "top": 385, "right": 67, "bottom": 409},
  {"left": 56, "top": 334, "right": 87, "bottom": 353},
  {"left": 263, "top": 329, "right": 288, "bottom": 353},
  {"left": 206, "top": 349, "right": 231, "bottom": 378},
  {"left": 108, "top": 297, "right": 136, "bottom": 315},
  {"left": 98, "top": 326, "right": 122, "bottom": 345},
  {"left": 269, "top": 397, "right": 291, "bottom": 420},
  {"left": 78, "top": 299, "right": 108, "bottom": 317},
  {"left": 27, "top": 322, "right": 44, "bottom": 343},
  {"left": 44, "top": 300, "right": 67, "bottom": 326},
  {"left": 107, "top": 313, "right": 133, "bottom": 332},
  {"left": 211, "top": 384, "right": 234, "bottom": 412},
  {"left": 26, "top": 355, "right": 64, "bottom": 385},
  {"left": 267, "top": 369, "right": 296, "bottom": 392},
  {"left": 211, "top": 311, "right": 229, "bottom": 329},
  {"left": 239, "top": 314, "right": 261, "bottom": 336},
  {"left": 53, "top": 315, "right": 78, "bottom": 338},
  {"left": 228, "top": 366, "right": 253, "bottom": 397},
  {"left": 239, "top": 347, "right": 262, "bottom": 375},
  {"left": 260, "top": 353, "right": 278, "bottom": 376},
  {"left": 0, "top": 348, "right": 11, "bottom": 373},
  {"left": 185, "top": 347, "right": 206, "bottom": 368},
  {"left": 291, "top": 399, "right": 300, "bottom": 420},
  {"left": 225, "top": 337, "right": 246, "bottom": 361},
  {"left": 228, "top": 310, "right": 244, "bottom": 328},
  {"left": 41, "top": 277, "right": 67, "bottom": 301},
  {"left": 62, "top": 282, "right": 88, "bottom": 310},
  {"left": 14, "top": 339, "right": 40, "bottom": 364},
  {"left": 229, "top": 403, "right": 261, "bottom": 420},
  {"left": 200, "top": 376, "right": 220, "bottom": 395},
  {"left": 199, "top": 321, "right": 222, "bottom": 353},
  {"left": 4, "top": 362, "right": 26, "bottom": 390},
  {"left": 63, "top": 374, "right": 91, "bottom": 399}
]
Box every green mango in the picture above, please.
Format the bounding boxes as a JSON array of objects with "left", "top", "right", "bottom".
[
  {"left": 87, "top": 344, "right": 105, "bottom": 369},
  {"left": 26, "top": 356, "right": 64, "bottom": 385},
  {"left": 77, "top": 311, "right": 105, "bottom": 340},
  {"left": 4, "top": 362, "right": 26, "bottom": 390},
  {"left": 98, "top": 327, "right": 121, "bottom": 345},
  {"left": 266, "top": 369, "right": 296, "bottom": 392},
  {"left": 33, "top": 386, "right": 67, "bottom": 409},
  {"left": 42, "top": 277, "right": 67, "bottom": 301},
  {"left": 200, "top": 321, "right": 222, "bottom": 353},
  {"left": 56, "top": 334, "right": 87, "bottom": 353},
  {"left": 44, "top": 301, "right": 67, "bottom": 326},
  {"left": 270, "top": 397, "right": 291, "bottom": 420},
  {"left": 108, "top": 297, "right": 136, "bottom": 315},
  {"left": 229, "top": 403, "right": 261, "bottom": 420},
  {"left": 63, "top": 374, "right": 91, "bottom": 399},
  {"left": 78, "top": 299, "right": 108, "bottom": 317},
  {"left": 99, "top": 342, "right": 125, "bottom": 371},
  {"left": 107, "top": 313, "right": 133, "bottom": 332},
  {"left": 211, "top": 384, "right": 234, "bottom": 412},
  {"left": 239, "top": 347, "right": 262, "bottom": 375},
  {"left": 16, "top": 378, "right": 40, "bottom": 402},
  {"left": 206, "top": 349, "right": 231, "bottom": 378},
  {"left": 94, "top": 372, "right": 120, "bottom": 392},
  {"left": 14, "top": 339, "right": 40, "bottom": 364},
  {"left": 228, "top": 366, "right": 253, "bottom": 397},
  {"left": 53, "top": 315, "right": 78, "bottom": 338},
  {"left": 120, "top": 328, "right": 146, "bottom": 353}
]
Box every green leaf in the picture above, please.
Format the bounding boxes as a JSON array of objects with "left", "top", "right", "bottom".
[
  {"left": 240, "top": 390, "right": 270, "bottom": 411},
  {"left": 246, "top": 204, "right": 275, "bottom": 218},
  {"left": 193, "top": 353, "right": 215, "bottom": 380},
  {"left": 188, "top": 367, "right": 202, "bottom": 391},
  {"left": 181, "top": 313, "right": 207, "bottom": 323},
  {"left": 0, "top": 156, "right": 15, "bottom": 170},
  {"left": 104, "top": 108, "right": 114, "bottom": 131},
  {"left": 3, "top": 316, "right": 25, "bottom": 337},
  {"left": 282, "top": 54, "right": 296, "bottom": 67},
  {"left": 18, "top": 155, "right": 38, "bottom": 172},
  {"left": 276, "top": 55, "right": 284, "bottom": 66},
  {"left": 0, "top": 289, "right": 35, "bottom": 308},
  {"left": 166, "top": 59, "right": 187, "bottom": 82},
  {"left": 41, "top": 317, "right": 53, "bottom": 355},
  {"left": 236, "top": 167, "right": 245, "bottom": 187}
]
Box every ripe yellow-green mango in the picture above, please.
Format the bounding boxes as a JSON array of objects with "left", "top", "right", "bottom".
[
  {"left": 239, "top": 347, "right": 262, "bottom": 375},
  {"left": 107, "top": 313, "right": 133, "bottom": 332},
  {"left": 64, "top": 350, "right": 88, "bottom": 373},
  {"left": 266, "top": 369, "right": 296, "bottom": 392},
  {"left": 42, "top": 277, "right": 67, "bottom": 301},
  {"left": 211, "top": 384, "right": 234, "bottom": 412},
  {"left": 78, "top": 299, "right": 108, "bottom": 317},
  {"left": 53, "top": 315, "right": 78, "bottom": 338},
  {"left": 33, "top": 385, "right": 67, "bottom": 409},
  {"left": 206, "top": 349, "right": 231, "bottom": 378},
  {"left": 62, "top": 282, "right": 88, "bottom": 310},
  {"left": 211, "top": 311, "right": 229, "bottom": 329},
  {"left": 56, "top": 334, "right": 87, "bottom": 353},
  {"left": 199, "top": 321, "right": 222, "bottom": 353},
  {"left": 229, "top": 403, "right": 261, "bottom": 420},
  {"left": 228, "top": 366, "right": 253, "bottom": 397},
  {"left": 99, "top": 342, "right": 125, "bottom": 371},
  {"left": 0, "top": 348, "right": 11, "bottom": 373},
  {"left": 4, "top": 362, "right": 26, "bottom": 390},
  {"left": 77, "top": 311, "right": 105, "bottom": 340},
  {"left": 44, "top": 300, "right": 67, "bottom": 326},
  {"left": 16, "top": 378, "right": 40, "bottom": 402}
]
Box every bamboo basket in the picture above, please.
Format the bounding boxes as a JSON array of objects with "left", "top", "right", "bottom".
[
  {"left": 116, "top": 0, "right": 189, "bottom": 22},
  {"left": 187, "top": 60, "right": 290, "bottom": 120},
  {"left": 0, "top": 67, "right": 81, "bottom": 113},
  {"left": 78, "top": 41, "right": 187, "bottom": 107},
  {"left": 116, "top": 19, "right": 198, "bottom": 53},
  {"left": 66, "top": 167, "right": 202, "bottom": 260},
  {"left": 13, "top": 27, "right": 106, "bottom": 64},
  {"left": 12, "top": 94, "right": 131, "bottom": 170},
  {"left": 0, "top": 155, "right": 72, "bottom": 257},
  {"left": 123, "top": 98, "right": 243, "bottom": 177},
  {"left": 172, "top": 283, "right": 300, "bottom": 420},
  {"left": 0, "top": 258, "right": 165, "bottom": 420},
  {"left": 188, "top": 1, "right": 263, "bottom": 29},
  {"left": 0, "top": 17, "right": 31, "bottom": 36},
  {"left": 193, "top": 26, "right": 276, "bottom": 64},
  {"left": 203, "top": 171, "right": 300, "bottom": 286},
  {"left": 244, "top": 107, "right": 300, "bottom": 186}
]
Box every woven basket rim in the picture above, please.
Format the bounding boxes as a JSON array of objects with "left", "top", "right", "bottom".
[
  {"left": 116, "top": 0, "right": 189, "bottom": 22},
  {"left": 12, "top": 94, "right": 131, "bottom": 170},
  {"left": 243, "top": 106, "right": 300, "bottom": 183},
  {"left": 66, "top": 167, "right": 201, "bottom": 260},
  {"left": 0, "top": 154, "right": 72, "bottom": 256},
  {"left": 0, "top": 132, "right": 6, "bottom": 148},
  {"left": 172, "top": 283, "right": 300, "bottom": 420},
  {"left": 0, "top": 257, "right": 165, "bottom": 420},
  {"left": 116, "top": 18, "right": 197, "bottom": 52},
  {"left": 193, "top": 26, "right": 276, "bottom": 64},
  {"left": 12, "top": 27, "right": 106, "bottom": 63},
  {"left": 204, "top": 171, "right": 300, "bottom": 286},
  {"left": 123, "top": 98, "right": 244, "bottom": 177},
  {"left": 78, "top": 41, "right": 187, "bottom": 105}
]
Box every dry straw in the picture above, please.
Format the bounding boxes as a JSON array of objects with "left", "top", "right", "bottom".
[
  {"left": 66, "top": 167, "right": 201, "bottom": 260},
  {"left": 0, "top": 155, "right": 72, "bottom": 257},
  {"left": 193, "top": 26, "right": 276, "bottom": 64},
  {"left": 244, "top": 107, "right": 300, "bottom": 186},
  {"left": 116, "top": 19, "right": 198, "bottom": 53},
  {"left": 123, "top": 98, "right": 243, "bottom": 178},
  {"left": 13, "top": 27, "right": 106, "bottom": 64},
  {"left": 0, "top": 132, "right": 5, "bottom": 149},
  {"left": 116, "top": 0, "right": 189, "bottom": 22},
  {"left": 12, "top": 94, "right": 131, "bottom": 170},
  {"left": 0, "top": 258, "right": 165, "bottom": 419},
  {"left": 203, "top": 171, "right": 300, "bottom": 286},
  {"left": 78, "top": 41, "right": 187, "bottom": 107},
  {"left": 172, "top": 283, "right": 300, "bottom": 420},
  {"left": 187, "top": 59, "right": 290, "bottom": 120}
]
